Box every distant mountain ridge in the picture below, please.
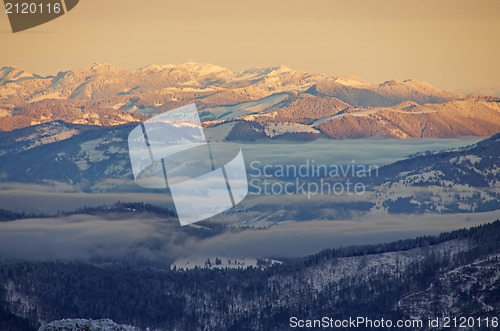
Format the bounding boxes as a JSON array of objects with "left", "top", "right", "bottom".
[
  {"left": 1, "top": 62, "right": 499, "bottom": 139},
  {"left": 306, "top": 79, "right": 457, "bottom": 107}
]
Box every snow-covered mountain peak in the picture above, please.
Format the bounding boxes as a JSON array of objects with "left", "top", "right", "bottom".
[
  {"left": 0, "top": 66, "right": 39, "bottom": 83},
  {"left": 333, "top": 75, "right": 370, "bottom": 86},
  {"left": 89, "top": 62, "right": 116, "bottom": 71},
  {"left": 177, "top": 61, "right": 232, "bottom": 75}
]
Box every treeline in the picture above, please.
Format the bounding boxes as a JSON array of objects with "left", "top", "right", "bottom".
[
  {"left": 0, "top": 209, "right": 47, "bottom": 222},
  {"left": 383, "top": 194, "right": 500, "bottom": 214},
  {"left": 0, "top": 202, "right": 230, "bottom": 240},
  {"left": 69, "top": 201, "right": 176, "bottom": 218},
  {"left": 283, "top": 219, "right": 500, "bottom": 269},
  {"left": 2, "top": 99, "right": 145, "bottom": 131},
  {"left": 0, "top": 202, "right": 176, "bottom": 222}
]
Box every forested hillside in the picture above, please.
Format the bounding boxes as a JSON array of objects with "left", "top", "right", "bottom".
[{"left": 1, "top": 220, "right": 499, "bottom": 330}]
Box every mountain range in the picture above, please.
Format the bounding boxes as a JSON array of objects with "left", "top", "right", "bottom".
[
  {"left": 1, "top": 62, "right": 500, "bottom": 331},
  {"left": 1, "top": 62, "right": 500, "bottom": 139},
  {"left": 1, "top": 122, "right": 498, "bottom": 219}
]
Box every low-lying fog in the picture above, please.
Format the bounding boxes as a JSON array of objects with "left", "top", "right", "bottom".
[
  {"left": 0, "top": 137, "right": 494, "bottom": 264},
  {"left": 0, "top": 210, "right": 498, "bottom": 264}
]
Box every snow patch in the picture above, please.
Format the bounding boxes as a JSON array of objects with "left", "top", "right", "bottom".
[
  {"left": 200, "top": 93, "right": 288, "bottom": 122},
  {"left": 264, "top": 122, "right": 320, "bottom": 137},
  {"left": 39, "top": 318, "right": 140, "bottom": 331}
]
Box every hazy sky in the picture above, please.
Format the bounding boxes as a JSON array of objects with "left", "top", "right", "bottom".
[{"left": 1, "top": 0, "right": 499, "bottom": 92}]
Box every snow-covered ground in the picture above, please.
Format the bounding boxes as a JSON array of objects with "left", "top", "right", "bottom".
[
  {"left": 204, "top": 122, "right": 237, "bottom": 142},
  {"left": 263, "top": 122, "right": 320, "bottom": 138},
  {"left": 38, "top": 318, "right": 140, "bottom": 331},
  {"left": 311, "top": 107, "right": 437, "bottom": 126},
  {"left": 200, "top": 93, "right": 288, "bottom": 122},
  {"left": 15, "top": 123, "right": 79, "bottom": 151},
  {"left": 272, "top": 238, "right": 470, "bottom": 293}
]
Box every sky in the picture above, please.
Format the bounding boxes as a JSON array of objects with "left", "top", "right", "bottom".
[{"left": 1, "top": 0, "right": 499, "bottom": 92}]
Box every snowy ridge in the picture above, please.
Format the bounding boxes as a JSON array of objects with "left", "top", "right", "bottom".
[
  {"left": 272, "top": 239, "right": 470, "bottom": 293},
  {"left": 1, "top": 62, "right": 499, "bottom": 139}
]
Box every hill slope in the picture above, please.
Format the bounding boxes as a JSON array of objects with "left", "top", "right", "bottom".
[{"left": 0, "top": 220, "right": 499, "bottom": 330}]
